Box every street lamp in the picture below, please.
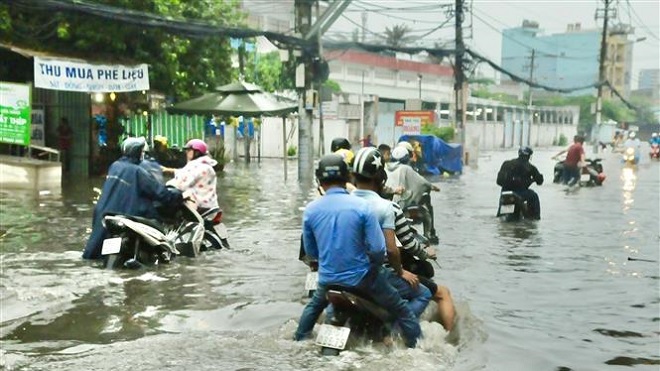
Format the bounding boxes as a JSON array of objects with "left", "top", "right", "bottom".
[{"left": 417, "top": 74, "right": 422, "bottom": 100}]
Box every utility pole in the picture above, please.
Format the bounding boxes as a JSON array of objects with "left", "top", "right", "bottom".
[
  {"left": 316, "top": 0, "right": 324, "bottom": 157},
  {"left": 595, "top": 0, "right": 612, "bottom": 152},
  {"left": 526, "top": 49, "right": 535, "bottom": 108},
  {"left": 454, "top": 0, "right": 467, "bottom": 164},
  {"left": 295, "top": 0, "right": 313, "bottom": 181}
]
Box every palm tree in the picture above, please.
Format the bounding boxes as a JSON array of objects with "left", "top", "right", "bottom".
[{"left": 384, "top": 24, "right": 412, "bottom": 48}]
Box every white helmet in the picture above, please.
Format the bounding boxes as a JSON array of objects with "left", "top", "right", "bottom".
[
  {"left": 397, "top": 141, "right": 414, "bottom": 154},
  {"left": 652, "top": 133, "right": 658, "bottom": 138},
  {"left": 391, "top": 146, "right": 409, "bottom": 161},
  {"left": 629, "top": 131, "right": 636, "bottom": 139}
]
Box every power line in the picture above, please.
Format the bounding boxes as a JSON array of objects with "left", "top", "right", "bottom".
[{"left": 625, "top": 0, "right": 660, "bottom": 41}]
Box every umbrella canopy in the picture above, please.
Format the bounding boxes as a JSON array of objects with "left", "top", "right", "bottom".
[{"left": 167, "top": 81, "right": 297, "bottom": 117}]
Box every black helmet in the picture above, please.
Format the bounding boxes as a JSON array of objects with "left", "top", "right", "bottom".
[
  {"left": 315, "top": 154, "right": 349, "bottom": 183},
  {"left": 353, "top": 147, "right": 386, "bottom": 181},
  {"left": 518, "top": 146, "right": 533, "bottom": 158},
  {"left": 330, "top": 137, "right": 351, "bottom": 152},
  {"left": 122, "top": 137, "right": 147, "bottom": 159}
]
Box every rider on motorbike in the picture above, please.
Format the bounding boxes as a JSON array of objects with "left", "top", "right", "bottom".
[
  {"left": 650, "top": 133, "right": 660, "bottom": 145},
  {"left": 351, "top": 147, "right": 431, "bottom": 318},
  {"left": 392, "top": 198, "right": 456, "bottom": 331},
  {"left": 82, "top": 137, "right": 183, "bottom": 260},
  {"left": 623, "top": 131, "right": 642, "bottom": 163},
  {"left": 294, "top": 154, "right": 423, "bottom": 348},
  {"left": 163, "top": 139, "right": 218, "bottom": 215},
  {"left": 386, "top": 146, "right": 440, "bottom": 241},
  {"left": 496, "top": 147, "right": 543, "bottom": 220}
]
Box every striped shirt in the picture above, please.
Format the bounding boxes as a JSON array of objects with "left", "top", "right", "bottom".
[{"left": 392, "top": 202, "right": 428, "bottom": 260}]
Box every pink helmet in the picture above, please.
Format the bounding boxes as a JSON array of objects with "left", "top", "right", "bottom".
[{"left": 184, "top": 139, "right": 208, "bottom": 154}]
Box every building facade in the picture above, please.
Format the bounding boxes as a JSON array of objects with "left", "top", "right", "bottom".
[{"left": 501, "top": 21, "right": 635, "bottom": 98}]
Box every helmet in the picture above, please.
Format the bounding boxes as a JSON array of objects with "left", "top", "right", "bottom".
[
  {"left": 391, "top": 146, "right": 410, "bottom": 162},
  {"left": 353, "top": 147, "right": 386, "bottom": 180},
  {"left": 334, "top": 148, "right": 355, "bottom": 166},
  {"left": 315, "top": 154, "right": 349, "bottom": 183},
  {"left": 122, "top": 137, "right": 147, "bottom": 159},
  {"left": 330, "top": 137, "right": 351, "bottom": 152},
  {"left": 154, "top": 135, "right": 168, "bottom": 148},
  {"left": 518, "top": 146, "right": 533, "bottom": 158},
  {"left": 184, "top": 139, "right": 208, "bottom": 154},
  {"left": 397, "top": 141, "right": 414, "bottom": 154},
  {"left": 629, "top": 131, "right": 636, "bottom": 139},
  {"left": 652, "top": 132, "right": 658, "bottom": 138}
]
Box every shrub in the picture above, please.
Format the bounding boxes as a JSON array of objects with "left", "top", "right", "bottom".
[
  {"left": 557, "top": 133, "right": 568, "bottom": 146},
  {"left": 421, "top": 124, "right": 455, "bottom": 142},
  {"left": 287, "top": 145, "right": 297, "bottom": 156}
]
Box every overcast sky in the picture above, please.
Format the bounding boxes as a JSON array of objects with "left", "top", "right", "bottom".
[{"left": 326, "top": 0, "right": 659, "bottom": 89}]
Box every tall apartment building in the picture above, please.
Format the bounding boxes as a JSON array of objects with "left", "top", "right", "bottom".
[
  {"left": 501, "top": 20, "right": 635, "bottom": 97},
  {"left": 638, "top": 68, "right": 660, "bottom": 91}
]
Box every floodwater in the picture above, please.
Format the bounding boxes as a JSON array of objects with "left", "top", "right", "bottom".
[{"left": 1, "top": 147, "right": 658, "bottom": 371}]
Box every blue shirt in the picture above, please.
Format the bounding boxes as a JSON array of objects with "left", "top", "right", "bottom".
[
  {"left": 303, "top": 187, "right": 386, "bottom": 286},
  {"left": 352, "top": 189, "right": 396, "bottom": 230}
]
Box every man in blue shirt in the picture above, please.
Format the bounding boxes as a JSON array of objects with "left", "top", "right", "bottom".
[{"left": 294, "top": 154, "right": 422, "bottom": 348}]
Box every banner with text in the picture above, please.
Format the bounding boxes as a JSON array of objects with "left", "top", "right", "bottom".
[
  {"left": 0, "top": 82, "right": 32, "bottom": 146},
  {"left": 34, "top": 57, "right": 149, "bottom": 92}
]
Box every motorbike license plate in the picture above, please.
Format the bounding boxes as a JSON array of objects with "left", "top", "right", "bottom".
[
  {"left": 304, "top": 272, "right": 318, "bottom": 291},
  {"left": 580, "top": 173, "right": 591, "bottom": 182},
  {"left": 500, "top": 204, "right": 515, "bottom": 214},
  {"left": 101, "top": 237, "right": 122, "bottom": 255},
  {"left": 315, "top": 324, "right": 350, "bottom": 350}
]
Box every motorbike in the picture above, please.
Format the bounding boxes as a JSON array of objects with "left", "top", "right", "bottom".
[
  {"left": 402, "top": 192, "right": 439, "bottom": 245},
  {"left": 101, "top": 198, "right": 204, "bottom": 269},
  {"left": 496, "top": 190, "right": 534, "bottom": 222},
  {"left": 649, "top": 143, "right": 659, "bottom": 160},
  {"left": 623, "top": 147, "right": 638, "bottom": 165},
  {"left": 553, "top": 158, "right": 606, "bottom": 187},
  {"left": 315, "top": 285, "right": 393, "bottom": 356}
]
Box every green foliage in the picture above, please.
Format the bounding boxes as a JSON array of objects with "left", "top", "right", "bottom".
[
  {"left": 243, "top": 50, "right": 295, "bottom": 92},
  {"left": 323, "top": 80, "right": 341, "bottom": 93},
  {"left": 287, "top": 145, "right": 297, "bottom": 156},
  {"left": 421, "top": 124, "right": 455, "bottom": 142},
  {"left": 0, "top": 0, "right": 245, "bottom": 100},
  {"left": 557, "top": 133, "right": 568, "bottom": 146}
]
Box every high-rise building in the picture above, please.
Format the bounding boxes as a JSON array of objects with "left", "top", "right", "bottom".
[
  {"left": 638, "top": 68, "right": 660, "bottom": 91},
  {"left": 501, "top": 21, "right": 635, "bottom": 97}
]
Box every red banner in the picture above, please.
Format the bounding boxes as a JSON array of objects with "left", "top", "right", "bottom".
[{"left": 394, "top": 110, "right": 437, "bottom": 127}]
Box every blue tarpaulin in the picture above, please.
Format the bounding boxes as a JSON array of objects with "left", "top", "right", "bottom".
[{"left": 399, "top": 134, "right": 463, "bottom": 174}]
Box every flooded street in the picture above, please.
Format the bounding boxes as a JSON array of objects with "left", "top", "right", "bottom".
[{"left": 1, "top": 148, "right": 658, "bottom": 371}]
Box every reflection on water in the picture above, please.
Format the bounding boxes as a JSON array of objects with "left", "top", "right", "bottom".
[{"left": 1, "top": 155, "right": 659, "bottom": 371}]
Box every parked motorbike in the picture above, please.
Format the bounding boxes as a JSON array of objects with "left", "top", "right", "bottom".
[
  {"left": 553, "top": 159, "right": 606, "bottom": 187},
  {"left": 402, "top": 192, "right": 439, "bottom": 245},
  {"left": 315, "top": 286, "right": 393, "bottom": 356},
  {"left": 649, "top": 143, "right": 659, "bottom": 160}
]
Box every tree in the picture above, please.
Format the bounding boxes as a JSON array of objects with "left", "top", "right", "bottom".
[
  {"left": 0, "top": 0, "right": 245, "bottom": 100},
  {"left": 384, "top": 24, "right": 412, "bottom": 48},
  {"left": 243, "top": 50, "right": 295, "bottom": 92}
]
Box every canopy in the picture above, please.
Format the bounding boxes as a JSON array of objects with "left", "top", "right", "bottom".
[
  {"left": 167, "top": 81, "right": 297, "bottom": 117},
  {"left": 399, "top": 134, "right": 463, "bottom": 175}
]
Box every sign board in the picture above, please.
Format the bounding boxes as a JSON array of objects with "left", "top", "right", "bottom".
[
  {"left": 402, "top": 116, "right": 422, "bottom": 135},
  {"left": 0, "top": 81, "right": 31, "bottom": 146},
  {"left": 395, "top": 110, "right": 437, "bottom": 127},
  {"left": 30, "top": 107, "right": 45, "bottom": 146},
  {"left": 337, "top": 103, "right": 360, "bottom": 119},
  {"left": 34, "top": 56, "right": 149, "bottom": 92}
]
